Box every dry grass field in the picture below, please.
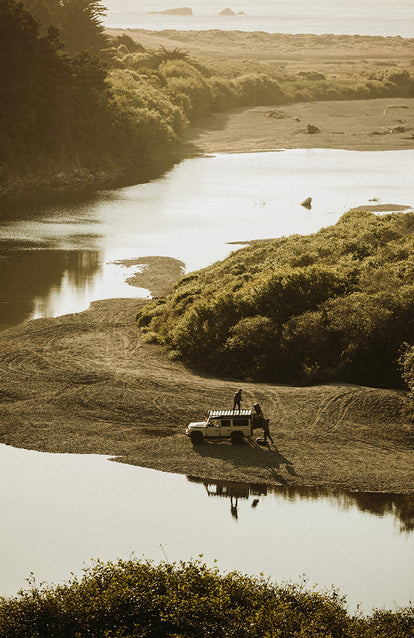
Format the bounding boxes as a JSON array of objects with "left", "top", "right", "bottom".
[{"left": 106, "top": 28, "right": 414, "bottom": 64}]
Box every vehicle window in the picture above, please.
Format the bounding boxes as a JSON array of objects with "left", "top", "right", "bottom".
[
  {"left": 233, "top": 418, "right": 249, "bottom": 427},
  {"left": 221, "top": 420, "right": 231, "bottom": 427}
]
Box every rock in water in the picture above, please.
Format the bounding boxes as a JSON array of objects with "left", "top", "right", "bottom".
[
  {"left": 219, "top": 8, "right": 236, "bottom": 15},
  {"left": 147, "top": 7, "right": 193, "bottom": 15},
  {"left": 301, "top": 197, "right": 312, "bottom": 208}
]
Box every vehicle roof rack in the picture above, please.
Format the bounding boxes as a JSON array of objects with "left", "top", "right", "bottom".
[{"left": 208, "top": 409, "right": 252, "bottom": 418}]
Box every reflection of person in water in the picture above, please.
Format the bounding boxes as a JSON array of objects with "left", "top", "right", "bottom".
[{"left": 230, "top": 495, "right": 238, "bottom": 520}]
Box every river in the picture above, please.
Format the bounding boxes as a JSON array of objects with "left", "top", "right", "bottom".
[
  {"left": 0, "top": 148, "right": 413, "bottom": 609},
  {"left": 1, "top": 149, "right": 413, "bottom": 329},
  {"left": 0, "top": 444, "right": 412, "bottom": 612}
]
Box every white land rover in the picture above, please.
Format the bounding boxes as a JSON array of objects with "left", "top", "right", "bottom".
[{"left": 186, "top": 409, "right": 255, "bottom": 445}]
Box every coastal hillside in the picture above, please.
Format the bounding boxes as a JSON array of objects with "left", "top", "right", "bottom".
[{"left": 107, "top": 28, "right": 414, "bottom": 63}]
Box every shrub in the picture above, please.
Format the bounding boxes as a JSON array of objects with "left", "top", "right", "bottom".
[
  {"left": 136, "top": 211, "right": 414, "bottom": 387},
  {"left": 225, "top": 315, "right": 279, "bottom": 379},
  {"left": 0, "top": 559, "right": 412, "bottom": 637},
  {"left": 399, "top": 343, "right": 414, "bottom": 417},
  {"left": 110, "top": 33, "right": 144, "bottom": 53}
]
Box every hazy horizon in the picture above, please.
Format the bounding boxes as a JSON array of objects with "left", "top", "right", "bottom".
[
  {"left": 103, "top": 0, "right": 413, "bottom": 17},
  {"left": 103, "top": 0, "right": 414, "bottom": 37}
]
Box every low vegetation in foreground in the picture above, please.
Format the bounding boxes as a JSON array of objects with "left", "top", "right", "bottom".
[
  {"left": 138, "top": 209, "right": 414, "bottom": 390},
  {"left": 0, "top": 559, "right": 412, "bottom": 638}
]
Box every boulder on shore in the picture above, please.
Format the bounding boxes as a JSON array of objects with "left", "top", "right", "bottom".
[{"left": 306, "top": 124, "right": 320, "bottom": 134}]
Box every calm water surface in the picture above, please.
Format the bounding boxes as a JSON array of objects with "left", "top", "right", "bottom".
[
  {"left": 1, "top": 149, "right": 413, "bottom": 329},
  {"left": 0, "top": 444, "right": 412, "bottom": 611},
  {"left": 103, "top": 0, "right": 414, "bottom": 37}
]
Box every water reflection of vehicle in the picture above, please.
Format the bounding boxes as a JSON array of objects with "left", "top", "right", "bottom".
[{"left": 187, "top": 476, "right": 268, "bottom": 520}]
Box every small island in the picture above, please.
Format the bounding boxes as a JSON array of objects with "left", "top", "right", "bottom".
[
  {"left": 219, "top": 8, "right": 236, "bottom": 15},
  {"left": 147, "top": 7, "right": 192, "bottom": 15}
]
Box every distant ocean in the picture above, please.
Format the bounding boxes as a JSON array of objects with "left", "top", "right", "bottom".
[{"left": 103, "top": 0, "right": 414, "bottom": 37}]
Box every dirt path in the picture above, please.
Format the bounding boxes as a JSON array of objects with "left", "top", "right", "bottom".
[{"left": 1, "top": 298, "right": 412, "bottom": 492}]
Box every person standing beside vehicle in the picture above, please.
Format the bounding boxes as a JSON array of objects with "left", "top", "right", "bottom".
[{"left": 263, "top": 418, "right": 274, "bottom": 444}]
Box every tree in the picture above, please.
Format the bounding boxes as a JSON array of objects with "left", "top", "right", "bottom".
[
  {"left": 56, "top": 0, "right": 108, "bottom": 54},
  {"left": 21, "top": 0, "right": 108, "bottom": 53},
  {"left": 0, "top": 0, "right": 70, "bottom": 161},
  {"left": 20, "top": 0, "right": 60, "bottom": 30}
]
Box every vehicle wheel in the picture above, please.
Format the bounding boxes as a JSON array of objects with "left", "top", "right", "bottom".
[
  {"left": 231, "top": 432, "right": 244, "bottom": 446},
  {"left": 190, "top": 431, "right": 203, "bottom": 445}
]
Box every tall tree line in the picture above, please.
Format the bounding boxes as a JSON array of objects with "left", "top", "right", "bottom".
[
  {"left": 20, "top": 0, "right": 108, "bottom": 53},
  {"left": 0, "top": 0, "right": 116, "bottom": 177}
]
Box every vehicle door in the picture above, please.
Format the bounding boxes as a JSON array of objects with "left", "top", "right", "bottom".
[
  {"left": 206, "top": 417, "right": 220, "bottom": 438},
  {"left": 232, "top": 417, "right": 250, "bottom": 436},
  {"left": 220, "top": 418, "right": 231, "bottom": 438}
]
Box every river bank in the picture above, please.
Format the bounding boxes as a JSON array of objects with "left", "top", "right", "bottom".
[
  {"left": 0, "top": 152, "right": 180, "bottom": 212},
  {"left": 184, "top": 97, "right": 414, "bottom": 155},
  {"left": 2, "top": 98, "right": 413, "bottom": 210},
  {"left": 1, "top": 292, "right": 412, "bottom": 492}
]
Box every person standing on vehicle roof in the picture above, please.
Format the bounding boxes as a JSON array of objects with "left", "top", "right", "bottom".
[{"left": 233, "top": 389, "right": 242, "bottom": 411}]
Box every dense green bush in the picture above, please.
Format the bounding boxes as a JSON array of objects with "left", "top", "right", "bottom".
[
  {"left": 137, "top": 210, "right": 414, "bottom": 387},
  {"left": 109, "top": 70, "right": 187, "bottom": 150},
  {"left": 399, "top": 343, "right": 414, "bottom": 412},
  {"left": 111, "top": 33, "right": 144, "bottom": 53},
  {"left": 0, "top": 559, "right": 412, "bottom": 637},
  {"left": 108, "top": 41, "right": 414, "bottom": 136}
]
